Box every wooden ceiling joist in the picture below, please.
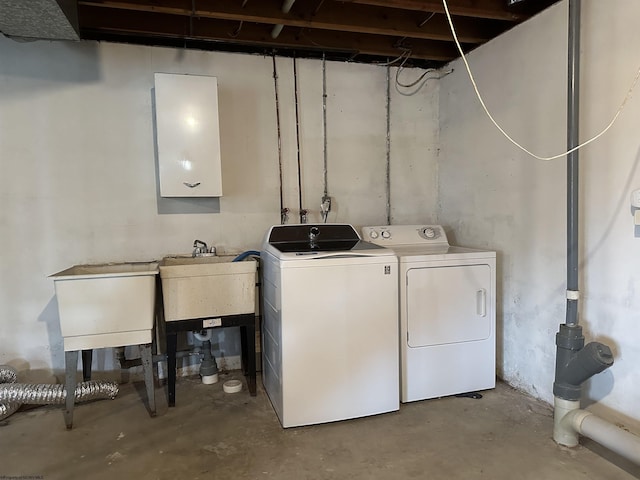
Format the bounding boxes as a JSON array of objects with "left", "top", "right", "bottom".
[
  {"left": 75, "top": 0, "right": 553, "bottom": 64},
  {"left": 78, "top": 6, "right": 461, "bottom": 61},
  {"left": 78, "top": 0, "right": 506, "bottom": 44},
  {"left": 338, "top": 0, "right": 528, "bottom": 21}
]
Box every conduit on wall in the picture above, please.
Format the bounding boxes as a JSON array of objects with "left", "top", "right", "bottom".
[
  {"left": 385, "top": 64, "right": 392, "bottom": 225},
  {"left": 271, "top": 54, "right": 288, "bottom": 224},
  {"left": 320, "top": 53, "right": 333, "bottom": 223},
  {"left": 292, "top": 56, "right": 306, "bottom": 223},
  {"left": 322, "top": 54, "right": 328, "bottom": 200}
]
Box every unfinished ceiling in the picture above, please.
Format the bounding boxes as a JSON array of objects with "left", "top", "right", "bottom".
[{"left": 2, "top": 0, "right": 560, "bottom": 67}]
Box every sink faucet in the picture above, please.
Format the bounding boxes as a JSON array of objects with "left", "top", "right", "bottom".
[
  {"left": 309, "top": 226, "right": 320, "bottom": 249},
  {"left": 193, "top": 239, "right": 215, "bottom": 257}
]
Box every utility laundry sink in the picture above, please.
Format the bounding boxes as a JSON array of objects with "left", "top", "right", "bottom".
[
  {"left": 159, "top": 255, "right": 257, "bottom": 322},
  {"left": 50, "top": 262, "right": 159, "bottom": 351}
]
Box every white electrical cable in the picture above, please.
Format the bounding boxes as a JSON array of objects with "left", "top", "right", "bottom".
[{"left": 442, "top": 0, "right": 640, "bottom": 161}]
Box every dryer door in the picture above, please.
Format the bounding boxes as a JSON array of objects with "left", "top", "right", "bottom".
[{"left": 406, "top": 264, "right": 491, "bottom": 347}]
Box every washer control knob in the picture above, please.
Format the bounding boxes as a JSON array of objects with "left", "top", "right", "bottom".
[
  {"left": 381, "top": 230, "right": 391, "bottom": 239},
  {"left": 423, "top": 227, "right": 436, "bottom": 239},
  {"left": 369, "top": 230, "right": 379, "bottom": 239}
]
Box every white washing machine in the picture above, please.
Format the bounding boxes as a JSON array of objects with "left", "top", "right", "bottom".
[
  {"left": 261, "top": 224, "right": 399, "bottom": 428},
  {"left": 362, "top": 225, "right": 496, "bottom": 403}
]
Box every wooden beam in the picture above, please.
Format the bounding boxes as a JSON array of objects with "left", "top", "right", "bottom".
[
  {"left": 78, "top": 6, "right": 460, "bottom": 61},
  {"left": 78, "top": 0, "right": 505, "bottom": 43},
  {"left": 337, "top": 0, "right": 528, "bottom": 21}
]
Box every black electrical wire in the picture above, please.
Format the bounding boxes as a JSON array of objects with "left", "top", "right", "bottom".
[
  {"left": 293, "top": 56, "right": 304, "bottom": 222},
  {"left": 271, "top": 54, "right": 285, "bottom": 217}
]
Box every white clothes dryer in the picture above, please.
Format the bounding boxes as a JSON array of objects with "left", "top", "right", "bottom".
[{"left": 362, "top": 225, "right": 496, "bottom": 403}]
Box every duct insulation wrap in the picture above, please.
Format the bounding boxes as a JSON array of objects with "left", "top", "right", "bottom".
[{"left": 0, "top": 365, "right": 119, "bottom": 421}]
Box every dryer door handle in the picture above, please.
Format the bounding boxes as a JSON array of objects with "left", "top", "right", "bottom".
[{"left": 476, "top": 289, "right": 487, "bottom": 317}]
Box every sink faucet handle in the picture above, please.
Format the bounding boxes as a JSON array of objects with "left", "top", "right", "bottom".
[
  {"left": 193, "top": 239, "right": 208, "bottom": 249},
  {"left": 193, "top": 239, "right": 209, "bottom": 256}
]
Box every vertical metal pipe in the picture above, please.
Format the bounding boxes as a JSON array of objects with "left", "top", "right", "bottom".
[
  {"left": 385, "top": 64, "right": 391, "bottom": 225},
  {"left": 271, "top": 54, "right": 285, "bottom": 216},
  {"left": 293, "top": 57, "right": 304, "bottom": 221},
  {"left": 566, "top": 0, "right": 581, "bottom": 327},
  {"left": 322, "top": 53, "right": 328, "bottom": 199}
]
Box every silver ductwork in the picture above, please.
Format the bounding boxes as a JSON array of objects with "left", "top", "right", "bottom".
[
  {"left": 0, "top": 381, "right": 119, "bottom": 404},
  {"left": 0, "top": 0, "right": 79, "bottom": 41},
  {"left": 0, "top": 365, "right": 17, "bottom": 384},
  {"left": 0, "top": 365, "right": 119, "bottom": 421},
  {"left": 0, "top": 365, "right": 20, "bottom": 420}
]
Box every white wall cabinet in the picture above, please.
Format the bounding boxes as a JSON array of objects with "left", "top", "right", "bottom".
[{"left": 154, "top": 73, "right": 223, "bottom": 197}]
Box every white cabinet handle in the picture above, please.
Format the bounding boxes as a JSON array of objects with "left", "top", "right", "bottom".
[
  {"left": 476, "top": 289, "right": 487, "bottom": 317},
  {"left": 183, "top": 182, "right": 201, "bottom": 188}
]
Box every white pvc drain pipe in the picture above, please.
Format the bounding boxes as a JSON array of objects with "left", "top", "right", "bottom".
[{"left": 555, "top": 400, "right": 640, "bottom": 465}]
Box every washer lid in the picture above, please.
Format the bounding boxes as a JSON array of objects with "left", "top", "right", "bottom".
[
  {"left": 263, "top": 224, "right": 396, "bottom": 260},
  {"left": 267, "top": 223, "right": 381, "bottom": 253}
]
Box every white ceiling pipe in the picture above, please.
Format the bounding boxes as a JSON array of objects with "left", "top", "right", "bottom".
[
  {"left": 271, "top": 0, "right": 296, "bottom": 39},
  {"left": 271, "top": 24, "right": 285, "bottom": 38}
]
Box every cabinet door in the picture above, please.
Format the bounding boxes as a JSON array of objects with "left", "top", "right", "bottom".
[
  {"left": 406, "top": 264, "right": 491, "bottom": 347},
  {"left": 154, "top": 73, "right": 223, "bottom": 197}
]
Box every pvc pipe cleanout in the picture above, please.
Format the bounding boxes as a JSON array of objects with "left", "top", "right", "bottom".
[{"left": 568, "top": 410, "right": 640, "bottom": 465}]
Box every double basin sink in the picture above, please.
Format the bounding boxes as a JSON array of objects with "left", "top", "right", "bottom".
[{"left": 52, "top": 255, "right": 257, "bottom": 345}]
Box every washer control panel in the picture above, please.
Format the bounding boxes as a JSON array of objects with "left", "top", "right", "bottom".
[{"left": 362, "top": 225, "right": 449, "bottom": 247}]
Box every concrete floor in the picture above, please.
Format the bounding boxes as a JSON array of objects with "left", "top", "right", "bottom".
[{"left": 1, "top": 374, "right": 638, "bottom": 480}]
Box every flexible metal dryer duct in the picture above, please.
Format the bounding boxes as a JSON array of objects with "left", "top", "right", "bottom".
[
  {"left": 0, "top": 365, "right": 118, "bottom": 421},
  {"left": 0, "top": 365, "right": 19, "bottom": 420},
  {"left": 0, "top": 365, "right": 17, "bottom": 384}
]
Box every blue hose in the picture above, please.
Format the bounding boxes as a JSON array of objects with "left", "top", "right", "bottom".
[{"left": 232, "top": 250, "right": 261, "bottom": 262}]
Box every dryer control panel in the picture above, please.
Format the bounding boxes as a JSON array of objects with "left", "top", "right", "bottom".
[{"left": 362, "top": 225, "right": 449, "bottom": 247}]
